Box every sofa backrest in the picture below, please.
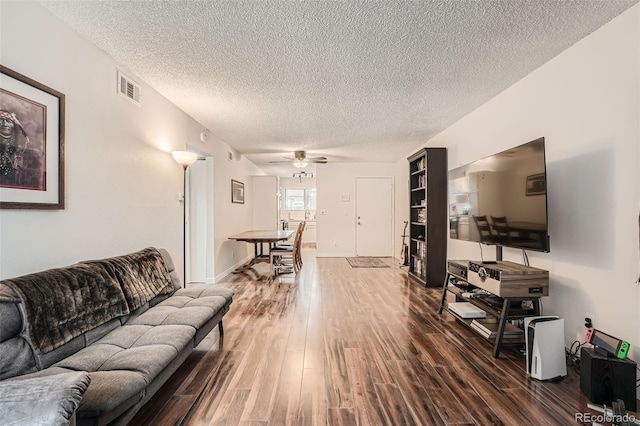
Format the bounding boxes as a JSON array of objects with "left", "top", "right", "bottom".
[
  {"left": 81, "top": 247, "right": 176, "bottom": 312},
  {"left": 158, "top": 248, "right": 182, "bottom": 293},
  {"left": 0, "top": 247, "right": 179, "bottom": 380}
]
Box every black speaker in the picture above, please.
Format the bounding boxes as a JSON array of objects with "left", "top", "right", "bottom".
[{"left": 580, "top": 347, "right": 637, "bottom": 412}]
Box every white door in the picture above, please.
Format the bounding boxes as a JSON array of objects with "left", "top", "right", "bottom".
[
  {"left": 188, "top": 157, "right": 215, "bottom": 284},
  {"left": 356, "top": 177, "right": 393, "bottom": 256}
]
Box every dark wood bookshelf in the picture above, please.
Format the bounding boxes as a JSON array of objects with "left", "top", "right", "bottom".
[{"left": 407, "top": 148, "right": 447, "bottom": 287}]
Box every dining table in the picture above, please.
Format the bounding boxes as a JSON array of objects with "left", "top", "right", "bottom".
[{"left": 228, "top": 229, "right": 295, "bottom": 275}]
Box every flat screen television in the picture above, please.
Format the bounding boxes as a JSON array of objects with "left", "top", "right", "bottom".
[{"left": 448, "top": 137, "right": 550, "bottom": 252}]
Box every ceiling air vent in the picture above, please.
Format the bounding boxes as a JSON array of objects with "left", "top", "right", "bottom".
[{"left": 117, "top": 70, "right": 141, "bottom": 106}]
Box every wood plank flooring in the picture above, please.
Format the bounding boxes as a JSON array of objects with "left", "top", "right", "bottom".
[{"left": 131, "top": 246, "right": 616, "bottom": 425}]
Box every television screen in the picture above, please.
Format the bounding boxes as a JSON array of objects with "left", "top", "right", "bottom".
[{"left": 448, "top": 137, "right": 549, "bottom": 252}]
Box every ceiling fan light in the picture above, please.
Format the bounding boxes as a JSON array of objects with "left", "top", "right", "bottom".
[{"left": 293, "top": 159, "right": 308, "bottom": 168}]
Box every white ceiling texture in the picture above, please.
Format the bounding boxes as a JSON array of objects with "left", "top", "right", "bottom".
[{"left": 41, "top": 0, "right": 637, "bottom": 175}]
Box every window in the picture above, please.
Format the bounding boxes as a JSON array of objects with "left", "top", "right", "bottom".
[{"left": 284, "top": 188, "right": 316, "bottom": 210}]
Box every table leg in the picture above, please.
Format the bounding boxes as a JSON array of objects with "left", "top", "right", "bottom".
[
  {"left": 493, "top": 298, "right": 511, "bottom": 358},
  {"left": 232, "top": 243, "right": 259, "bottom": 274},
  {"left": 438, "top": 272, "right": 451, "bottom": 314}
]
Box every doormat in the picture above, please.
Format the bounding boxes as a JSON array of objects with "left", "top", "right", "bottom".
[{"left": 345, "top": 257, "right": 390, "bottom": 268}]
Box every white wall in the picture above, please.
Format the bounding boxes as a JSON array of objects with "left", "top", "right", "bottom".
[
  {"left": 395, "top": 6, "right": 640, "bottom": 356},
  {"left": 212, "top": 146, "right": 264, "bottom": 280},
  {"left": 316, "top": 163, "right": 395, "bottom": 257},
  {"left": 0, "top": 2, "right": 262, "bottom": 283},
  {"left": 252, "top": 176, "right": 278, "bottom": 230}
]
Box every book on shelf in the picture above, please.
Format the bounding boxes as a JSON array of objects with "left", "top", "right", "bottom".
[
  {"left": 470, "top": 318, "right": 523, "bottom": 339},
  {"left": 413, "top": 258, "right": 424, "bottom": 278}
]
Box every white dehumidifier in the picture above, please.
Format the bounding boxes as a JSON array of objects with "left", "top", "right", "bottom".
[{"left": 525, "top": 316, "right": 567, "bottom": 380}]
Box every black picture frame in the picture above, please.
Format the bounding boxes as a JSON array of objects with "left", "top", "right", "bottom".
[
  {"left": 231, "top": 179, "right": 244, "bottom": 204},
  {"left": 0, "top": 65, "right": 65, "bottom": 209}
]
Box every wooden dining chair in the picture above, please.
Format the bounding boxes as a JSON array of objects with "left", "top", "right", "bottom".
[
  {"left": 490, "top": 215, "right": 511, "bottom": 244},
  {"left": 280, "top": 221, "right": 305, "bottom": 269},
  {"left": 472, "top": 215, "right": 497, "bottom": 244},
  {"left": 270, "top": 222, "right": 305, "bottom": 275},
  {"left": 490, "top": 215, "right": 538, "bottom": 247},
  {"left": 277, "top": 221, "right": 305, "bottom": 248}
]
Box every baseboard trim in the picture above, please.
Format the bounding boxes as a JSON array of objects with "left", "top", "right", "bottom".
[
  {"left": 215, "top": 255, "right": 253, "bottom": 282},
  {"left": 315, "top": 252, "right": 355, "bottom": 258}
]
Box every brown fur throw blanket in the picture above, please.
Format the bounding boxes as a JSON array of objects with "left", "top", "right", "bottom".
[
  {"left": 82, "top": 247, "right": 174, "bottom": 311},
  {"left": 1, "top": 263, "right": 130, "bottom": 354}
]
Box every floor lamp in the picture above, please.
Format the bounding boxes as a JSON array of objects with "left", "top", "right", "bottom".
[{"left": 172, "top": 150, "right": 199, "bottom": 287}]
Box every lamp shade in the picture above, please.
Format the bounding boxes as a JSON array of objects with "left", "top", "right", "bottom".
[{"left": 172, "top": 151, "right": 198, "bottom": 168}]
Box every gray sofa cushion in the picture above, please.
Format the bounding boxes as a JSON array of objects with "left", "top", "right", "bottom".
[
  {"left": 0, "top": 336, "right": 37, "bottom": 380},
  {"left": 173, "top": 285, "right": 234, "bottom": 302},
  {"left": 53, "top": 323, "right": 196, "bottom": 417},
  {"left": 0, "top": 299, "right": 35, "bottom": 380},
  {"left": 127, "top": 285, "right": 233, "bottom": 329},
  {"left": 0, "top": 371, "right": 91, "bottom": 425}
]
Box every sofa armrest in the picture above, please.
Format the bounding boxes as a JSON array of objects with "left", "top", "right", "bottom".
[{"left": 0, "top": 371, "right": 91, "bottom": 425}]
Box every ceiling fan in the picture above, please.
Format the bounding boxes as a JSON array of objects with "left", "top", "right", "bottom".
[{"left": 269, "top": 150, "right": 328, "bottom": 168}]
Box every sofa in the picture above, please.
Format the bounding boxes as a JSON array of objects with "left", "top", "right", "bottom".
[{"left": 0, "top": 247, "right": 233, "bottom": 425}]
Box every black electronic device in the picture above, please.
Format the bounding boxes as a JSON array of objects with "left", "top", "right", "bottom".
[
  {"left": 447, "top": 260, "right": 468, "bottom": 279},
  {"left": 580, "top": 347, "right": 637, "bottom": 412},
  {"left": 448, "top": 137, "right": 550, "bottom": 252}
]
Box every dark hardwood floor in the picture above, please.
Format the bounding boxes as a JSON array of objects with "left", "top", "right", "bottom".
[{"left": 131, "top": 246, "right": 615, "bottom": 425}]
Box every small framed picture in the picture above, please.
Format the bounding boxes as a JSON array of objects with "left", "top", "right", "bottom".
[
  {"left": 526, "top": 173, "right": 546, "bottom": 196},
  {"left": 231, "top": 179, "right": 244, "bottom": 204},
  {"left": 0, "top": 65, "right": 65, "bottom": 209}
]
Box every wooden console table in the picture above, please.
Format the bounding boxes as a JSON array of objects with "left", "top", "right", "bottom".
[{"left": 438, "top": 260, "right": 548, "bottom": 358}]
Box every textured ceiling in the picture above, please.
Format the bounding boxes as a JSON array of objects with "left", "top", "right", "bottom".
[{"left": 41, "top": 0, "right": 637, "bottom": 175}]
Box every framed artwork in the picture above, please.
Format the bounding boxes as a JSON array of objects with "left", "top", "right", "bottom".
[
  {"left": 231, "top": 179, "right": 244, "bottom": 204},
  {"left": 0, "top": 65, "right": 65, "bottom": 209},
  {"left": 525, "top": 173, "right": 545, "bottom": 196}
]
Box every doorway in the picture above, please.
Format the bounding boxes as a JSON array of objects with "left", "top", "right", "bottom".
[
  {"left": 355, "top": 177, "right": 393, "bottom": 256},
  {"left": 187, "top": 157, "right": 215, "bottom": 284}
]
